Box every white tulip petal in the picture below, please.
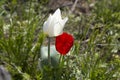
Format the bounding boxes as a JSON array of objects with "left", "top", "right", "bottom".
[
  {"left": 43, "top": 14, "right": 52, "bottom": 34},
  {"left": 56, "top": 17, "right": 68, "bottom": 32},
  {"left": 43, "top": 21, "right": 47, "bottom": 33},
  {"left": 47, "top": 15, "right": 54, "bottom": 36},
  {"left": 62, "top": 17, "right": 68, "bottom": 26},
  {"left": 53, "top": 22, "right": 63, "bottom": 36},
  {"left": 52, "top": 8, "right": 62, "bottom": 21},
  {"left": 47, "top": 14, "right": 53, "bottom": 25},
  {"left": 48, "top": 25, "right": 54, "bottom": 37}
]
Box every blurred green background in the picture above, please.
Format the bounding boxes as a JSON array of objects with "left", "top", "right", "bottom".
[{"left": 0, "top": 0, "right": 120, "bottom": 80}]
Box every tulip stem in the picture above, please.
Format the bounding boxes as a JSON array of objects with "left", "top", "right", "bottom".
[
  {"left": 59, "top": 55, "right": 63, "bottom": 63},
  {"left": 48, "top": 37, "right": 51, "bottom": 66}
]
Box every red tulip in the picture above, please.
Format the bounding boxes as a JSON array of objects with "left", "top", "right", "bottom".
[{"left": 55, "top": 32, "right": 74, "bottom": 55}]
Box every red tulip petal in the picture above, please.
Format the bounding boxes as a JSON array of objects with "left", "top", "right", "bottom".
[{"left": 55, "top": 32, "right": 74, "bottom": 55}]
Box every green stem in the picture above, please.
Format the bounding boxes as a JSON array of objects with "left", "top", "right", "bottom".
[
  {"left": 48, "top": 37, "right": 51, "bottom": 66},
  {"left": 59, "top": 55, "right": 62, "bottom": 63}
]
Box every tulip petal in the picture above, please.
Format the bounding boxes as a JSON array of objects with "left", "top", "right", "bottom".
[
  {"left": 49, "top": 17, "right": 68, "bottom": 37},
  {"left": 62, "top": 17, "right": 68, "bottom": 27},
  {"left": 43, "top": 14, "right": 53, "bottom": 35},
  {"left": 55, "top": 32, "right": 74, "bottom": 55},
  {"left": 54, "top": 17, "right": 68, "bottom": 36},
  {"left": 53, "top": 22, "right": 63, "bottom": 36},
  {"left": 48, "top": 9, "right": 62, "bottom": 37},
  {"left": 52, "top": 8, "right": 62, "bottom": 21},
  {"left": 43, "top": 21, "right": 48, "bottom": 34}
]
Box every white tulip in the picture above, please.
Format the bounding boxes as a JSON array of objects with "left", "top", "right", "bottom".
[{"left": 43, "top": 8, "right": 68, "bottom": 37}]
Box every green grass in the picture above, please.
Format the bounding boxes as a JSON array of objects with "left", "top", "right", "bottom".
[{"left": 0, "top": 0, "right": 120, "bottom": 80}]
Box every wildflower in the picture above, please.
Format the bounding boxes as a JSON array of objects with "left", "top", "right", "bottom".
[
  {"left": 43, "top": 8, "right": 68, "bottom": 37},
  {"left": 55, "top": 32, "right": 74, "bottom": 55}
]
